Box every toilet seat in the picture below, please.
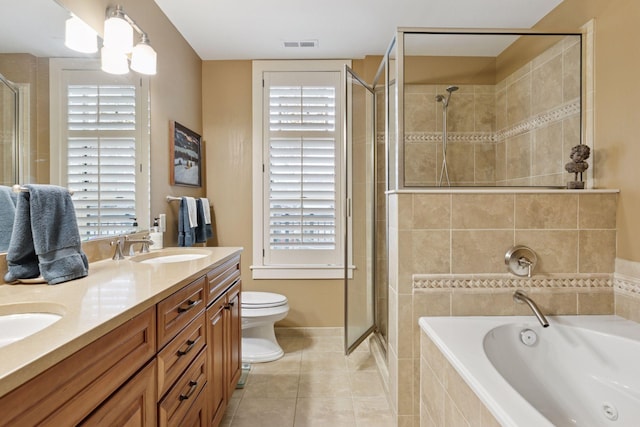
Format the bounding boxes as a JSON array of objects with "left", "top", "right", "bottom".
[{"left": 242, "top": 291, "right": 287, "bottom": 309}]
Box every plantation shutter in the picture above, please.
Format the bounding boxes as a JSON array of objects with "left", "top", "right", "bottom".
[
  {"left": 66, "top": 83, "right": 138, "bottom": 238},
  {"left": 264, "top": 71, "right": 342, "bottom": 266}
]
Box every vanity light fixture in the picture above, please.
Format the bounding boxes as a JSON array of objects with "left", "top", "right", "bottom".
[
  {"left": 103, "top": 5, "right": 157, "bottom": 75},
  {"left": 64, "top": 14, "right": 98, "bottom": 54},
  {"left": 64, "top": 5, "right": 157, "bottom": 75}
]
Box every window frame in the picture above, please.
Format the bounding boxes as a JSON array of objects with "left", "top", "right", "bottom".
[
  {"left": 251, "top": 60, "right": 351, "bottom": 280},
  {"left": 49, "top": 58, "right": 150, "bottom": 237}
]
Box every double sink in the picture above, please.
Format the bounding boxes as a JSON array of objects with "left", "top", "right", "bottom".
[{"left": 0, "top": 248, "right": 211, "bottom": 350}]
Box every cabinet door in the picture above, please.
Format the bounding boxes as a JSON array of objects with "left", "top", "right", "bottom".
[
  {"left": 207, "top": 297, "right": 226, "bottom": 427},
  {"left": 225, "top": 280, "right": 242, "bottom": 397},
  {"left": 81, "top": 360, "right": 157, "bottom": 427}
]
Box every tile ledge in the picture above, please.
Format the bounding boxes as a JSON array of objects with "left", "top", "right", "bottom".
[{"left": 389, "top": 188, "right": 619, "bottom": 195}]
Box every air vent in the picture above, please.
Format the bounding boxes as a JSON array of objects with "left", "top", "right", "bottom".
[{"left": 283, "top": 40, "right": 318, "bottom": 48}]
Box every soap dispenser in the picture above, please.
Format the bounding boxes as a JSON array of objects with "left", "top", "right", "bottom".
[{"left": 149, "top": 217, "right": 163, "bottom": 249}]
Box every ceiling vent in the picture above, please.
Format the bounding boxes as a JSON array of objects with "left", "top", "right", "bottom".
[{"left": 283, "top": 40, "right": 318, "bottom": 48}]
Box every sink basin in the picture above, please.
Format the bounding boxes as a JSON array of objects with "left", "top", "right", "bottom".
[
  {"left": 0, "top": 312, "right": 63, "bottom": 349},
  {"left": 130, "top": 249, "right": 210, "bottom": 264}
]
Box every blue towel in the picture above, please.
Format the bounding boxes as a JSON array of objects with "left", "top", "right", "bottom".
[
  {"left": 194, "top": 199, "right": 207, "bottom": 243},
  {"left": 0, "top": 186, "right": 17, "bottom": 252},
  {"left": 178, "top": 197, "right": 195, "bottom": 247},
  {"left": 4, "top": 185, "right": 89, "bottom": 285}
]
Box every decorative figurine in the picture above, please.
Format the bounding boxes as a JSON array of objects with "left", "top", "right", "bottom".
[{"left": 565, "top": 144, "right": 590, "bottom": 189}]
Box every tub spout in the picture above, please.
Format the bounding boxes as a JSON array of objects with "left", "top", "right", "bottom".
[{"left": 513, "top": 290, "right": 549, "bottom": 328}]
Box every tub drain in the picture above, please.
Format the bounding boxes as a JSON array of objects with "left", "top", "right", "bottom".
[{"left": 602, "top": 402, "right": 618, "bottom": 421}]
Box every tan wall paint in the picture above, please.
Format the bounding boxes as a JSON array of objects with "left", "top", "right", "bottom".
[
  {"left": 201, "top": 61, "right": 344, "bottom": 327},
  {"left": 59, "top": 0, "right": 204, "bottom": 246}
]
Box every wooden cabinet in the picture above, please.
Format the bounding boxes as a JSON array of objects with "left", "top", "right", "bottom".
[
  {"left": 224, "top": 280, "right": 242, "bottom": 399},
  {"left": 207, "top": 297, "right": 226, "bottom": 427},
  {"left": 0, "top": 308, "right": 156, "bottom": 427},
  {"left": 206, "top": 256, "right": 242, "bottom": 427},
  {"left": 0, "top": 252, "right": 242, "bottom": 427},
  {"left": 81, "top": 360, "right": 157, "bottom": 427}
]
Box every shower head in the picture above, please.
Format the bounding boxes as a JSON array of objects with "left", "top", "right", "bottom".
[{"left": 446, "top": 85, "right": 459, "bottom": 93}]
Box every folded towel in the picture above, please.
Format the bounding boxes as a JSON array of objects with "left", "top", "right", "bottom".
[
  {"left": 185, "top": 196, "right": 198, "bottom": 228},
  {"left": 178, "top": 197, "right": 196, "bottom": 247},
  {"left": 0, "top": 186, "right": 17, "bottom": 252},
  {"left": 199, "top": 198, "right": 213, "bottom": 239},
  {"left": 4, "top": 184, "right": 89, "bottom": 285}
]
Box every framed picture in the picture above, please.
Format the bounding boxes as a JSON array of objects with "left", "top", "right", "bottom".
[{"left": 170, "top": 121, "right": 202, "bottom": 187}]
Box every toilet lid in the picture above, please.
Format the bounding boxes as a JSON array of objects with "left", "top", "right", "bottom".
[{"left": 242, "top": 291, "right": 288, "bottom": 308}]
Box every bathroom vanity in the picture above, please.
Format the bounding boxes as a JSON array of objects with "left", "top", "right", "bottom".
[{"left": 0, "top": 247, "right": 242, "bottom": 427}]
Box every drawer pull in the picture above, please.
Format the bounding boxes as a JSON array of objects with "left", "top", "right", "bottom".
[
  {"left": 177, "top": 338, "right": 199, "bottom": 357},
  {"left": 224, "top": 301, "right": 235, "bottom": 310},
  {"left": 177, "top": 299, "right": 199, "bottom": 313},
  {"left": 179, "top": 380, "right": 198, "bottom": 401}
]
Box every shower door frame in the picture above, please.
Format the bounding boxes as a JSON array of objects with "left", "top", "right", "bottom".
[{"left": 343, "top": 65, "right": 377, "bottom": 355}]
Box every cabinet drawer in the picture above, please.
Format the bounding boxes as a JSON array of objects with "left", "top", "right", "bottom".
[
  {"left": 157, "top": 312, "right": 206, "bottom": 399},
  {"left": 206, "top": 255, "right": 240, "bottom": 305},
  {"left": 0, "top": 307, "right": 156, "bottom": 427},
  {"left": 159, "top": 349, "right": 207, "bottom": 427},
  {"left": 157, "top": 275, "right": 206, "bottom": 349}
]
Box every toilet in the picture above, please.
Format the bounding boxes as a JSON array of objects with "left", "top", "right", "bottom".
[{"left": 241, "top": 291, "right": 289, "bottom": 363}]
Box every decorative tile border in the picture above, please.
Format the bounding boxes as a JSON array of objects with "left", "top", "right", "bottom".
[
  {"left": 413, "top": 273, "right": 612, "bottom": 290},
  {"left": 401, "top": 100, "right": 580, "bottom": 146},
  {"left": 613, "top": 275, "right": 640, "bottom": 296}
]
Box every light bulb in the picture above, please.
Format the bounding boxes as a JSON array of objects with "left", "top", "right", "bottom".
[
  {"left": 131, "top": 40, "right": 157, "bottom": 75},
  {"left": 101, "top": 46, "right": 129, "bottom": 75},
  {"left": 65, "top": 15, "right": 98, "bottom": 54},
  {"left": 103, "top": 10, "right": 133, "bottom": 54}
]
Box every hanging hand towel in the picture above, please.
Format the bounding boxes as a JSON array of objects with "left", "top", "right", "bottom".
[
  {"left": 199, "top": 197, "right": 213, "bottom": 239},
  {"left": 0, "top": 186, "right": 17, "bottom": 252},
  {"left": 178, "top": 197, "right": 196, "bottom": 247},
  {"left": 185, "top": 197, "right": 198, "bottom": 228},
  {"left": 4, "top": 185, "right": 89, "bottom": 285},
  {"left": 194, "top": 199, "right": 207, "bottom": 243}
]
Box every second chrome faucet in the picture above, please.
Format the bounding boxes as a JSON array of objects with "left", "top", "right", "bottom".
[{"left": 513, "top": 290, "right": 549, "bottom": 328}]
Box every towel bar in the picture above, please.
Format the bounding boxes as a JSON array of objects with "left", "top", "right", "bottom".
[
  {"left": 12, "top": 184, "right": 74, "bottom": 195},
  {"left": 166, "top": 196, "right": 182, "bottom": 202}
]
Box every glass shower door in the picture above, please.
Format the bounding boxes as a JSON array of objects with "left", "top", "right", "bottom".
[{"left": 344, "top": 66, "right": 376, "bottom": 355}]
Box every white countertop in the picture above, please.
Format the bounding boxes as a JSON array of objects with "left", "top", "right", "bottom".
[{"left": 0, "top": 246, "right": 242, "bottom": 398}]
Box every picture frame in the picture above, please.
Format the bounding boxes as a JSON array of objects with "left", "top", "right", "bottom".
[{"left": 170, "top": 121, "right": 202, "bottom": 187}]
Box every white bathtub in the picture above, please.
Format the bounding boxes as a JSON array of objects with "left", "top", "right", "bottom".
[{"left": 419, "top": 315, "right": 640, "bottom": 427}]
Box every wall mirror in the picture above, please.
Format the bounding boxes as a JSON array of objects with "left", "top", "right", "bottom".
[
  {"left": 0, "top": 0, "right": 151, "bottom": 252},
  {"left": 400, "top": 30, "right": 582, "bottom": 187}
]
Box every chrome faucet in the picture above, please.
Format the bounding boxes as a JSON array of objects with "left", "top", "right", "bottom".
[
  {"left": 123, "top": 235, "right": 154, "bottom": 256},
  {"left": 513, "top": 290, "right": 549, "bottom": 327}
]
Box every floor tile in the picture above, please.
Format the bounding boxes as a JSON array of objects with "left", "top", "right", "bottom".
[{"left": 294, "top": 397, "right": 356, "bottom": 427}]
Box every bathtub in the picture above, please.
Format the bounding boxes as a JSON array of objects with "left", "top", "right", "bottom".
[{"left": 419, "top": 315, "right": 640, "bottom": 427}]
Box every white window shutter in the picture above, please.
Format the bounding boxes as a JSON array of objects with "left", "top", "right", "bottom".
[
  {"left": 66, "top": 84, "right": 138, "bottom": 237},
  {"left": 263, "top": 71, "right": 343, "bottom": 266}
]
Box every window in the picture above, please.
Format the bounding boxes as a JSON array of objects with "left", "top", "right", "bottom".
[
  {"left": 50, "top": 59, "right": 150, "bottom": 238},
  {"left": 252, "top": 60, "right": 350, "bottom": 279}
]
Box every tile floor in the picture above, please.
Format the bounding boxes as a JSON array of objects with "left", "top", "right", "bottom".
[{"left": 221, "top": 329, "right": 393, "bottom": 427}]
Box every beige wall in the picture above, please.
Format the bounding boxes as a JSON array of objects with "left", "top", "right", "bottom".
[
  {"left": 201, "top": 61, "right": 344, "bottom": 327},
  {"left": 60, "top": 0, "right": 204, "bottom": 247}
]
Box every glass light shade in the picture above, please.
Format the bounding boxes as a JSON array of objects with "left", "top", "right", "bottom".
[
  {"left": 65, "top": 15, "right": 98, "bottom": 53},
  {"left": 103, "top": 15, "right": 133, "bottom": 53},
  {"left": 130, "top": 42, "right": 157, "bottom": 75},
  {"left": 101, "top": 47, "right": 129, "bottom": 75}
]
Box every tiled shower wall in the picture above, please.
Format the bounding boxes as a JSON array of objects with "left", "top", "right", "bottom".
[
  {"left": 403, "top": 36, "right": 581, "bottom": 187},
  {"left": 386, "top": 190, "right": 618, "bottom": 426}
]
